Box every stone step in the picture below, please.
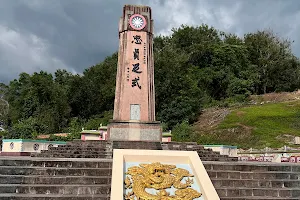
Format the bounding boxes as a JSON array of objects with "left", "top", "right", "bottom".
[
  {"left": 220, "top": 195, "right": 296, "bottom": 199},
  {"left": 216, "top": 187, "right": 300, "bottom": 198},
  {"left": 206, "top": 157, "right": 237, "bottom": 162},
  {"left": 52, "top": 146, "right": 111, "bottom": 151},
  {"left": 0, "top": 194, "right": 109, "bottom": 200},
  {"left": 65, "top": 143, "right": 110, "bottom": 147},
  {"left": 0, "top": 160, "right": 32, "bottom": 167},
  {"left": 34, "top": 152, "right": 229, "bottom": 160},
  {"left": 5, "top": 174, "right": 299, "bottom": 188},
  {"left": 0, "top": 166, "right": 112, "bottom": 176},
  {"left": 67, "top": 140, "right": 111, "bottom": 144},
  {"left": 0, "top": 175, "right": 111, "bottom": 185},
  {"left": 223, "top": 157, "right": 238, "bottom": 161},
  {"left": 54, "top": 146, "right": 109, "bottom": 150},
  {"left": 31, "top": 160, "right": 112, "bottom": 168},
  {"left": 32, "top": 140, "right": 237, "bottom": 162},
  {"left": 0, "top": 158, "right": 112, "bottom": 168},
  {"left": 211, "top": 178, "right": 300, "bottom": 188},
  {"left": 207, "top": 170, "right": 300, "bottom": 180},
  {"left": 41, "top": 150, "right": 221, "bottom": 155},
  {"left": 204, "top": 162, "right": 300, "bottom": 172},
  {"left": 50, "top": 146, "right": 110, "bottom": 150},
  {"left": 46, "top": 149, "right": 108, "bottom": 153},
  {"left": 64, "top": 145, "right": 109, "bottom": 148},
  {"left": 33, "top": 153, "right": 112, "bottom": 159},
  {"left": 0, "top": 158, "right": 298, "bottom": 199},
  {"left": 24, "top": 176, "right": 111, "bottom": 185},
  {"left": 41, "top": 150, "right": 112, "bottom": 154},
  {"left": 27, "top": 151, "right": 227, "bottom": 161},
  {"left": 0, "top": 184, "right": 110, "bottom": 195},
  {"left": 197, "top": 151, "right": 221, "bottom": 156},
  {"left": 0, "top": 175, "right": 22, "bottom": 184},
  {"left": 201, "top": 157, "right": 227, "bottom": 161},
  {"left": 112, "top": 142, "right": 162, "bottom": 150}
]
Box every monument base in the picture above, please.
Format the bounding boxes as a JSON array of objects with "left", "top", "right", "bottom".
[{"left": 107, "top": 120, "right": 162, "bottom": 142}]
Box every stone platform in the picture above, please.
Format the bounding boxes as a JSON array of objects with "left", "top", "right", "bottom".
[
  {"left": 0, "top": 156, "right": 300, "bottom": 199},
  {"left": 107, "top": 120, "right": 162, "bottom": 142}
]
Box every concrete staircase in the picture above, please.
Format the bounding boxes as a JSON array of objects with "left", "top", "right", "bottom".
[
  {"left": 161, "top": 142, "right": 237, "bottom": 161},
  {"left": 32, "top": 140, "right": 113, "bottom": 159},
  {"left": 1, "top": 140, "right": 299, "bottom": 199},
  {"left": 207, "top": 161, "right": 300, "bottom": 200},
  {"left": 0, "top": 157, "right": 111, "bottom": 200},
  {"left": 32, "top": 140, "right": 237, "bottom": 162},
  {"left": 0, "top": 157, "right": 300, "bottom": 199}
]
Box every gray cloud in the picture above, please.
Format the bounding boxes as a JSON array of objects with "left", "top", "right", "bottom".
[{"left": 0, "top": 0, "right": 299, "bottom": 83}]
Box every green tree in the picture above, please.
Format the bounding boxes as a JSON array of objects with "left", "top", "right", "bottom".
[
  {"left": 171, "top": 121, "right": 193, "bottom": 142},
  {"left": 0, "top": 83, "right": 9, "bottom": 123},
  {"left": 6, "top": 117, "right": 39, "bottom": 139},
  {"left": 154, "top": 42, "right": 202, "bottom": 129},
  {"left": 244, "top": 29, "right": 295, "bottom": 94},
  {"left": 2, "top": 24, "right": 300, "bottom": 141},
  {"left": 68, "top": 53, "right": 117, "bottom": 119}
]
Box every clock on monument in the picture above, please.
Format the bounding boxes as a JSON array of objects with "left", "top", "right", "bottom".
[{"left": 129, "top": 14, "right": 147, "bottom": 30}]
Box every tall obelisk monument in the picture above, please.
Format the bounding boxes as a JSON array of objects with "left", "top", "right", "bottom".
[{"left": 107, "top": 5, "right": 162, "bottom": 141}]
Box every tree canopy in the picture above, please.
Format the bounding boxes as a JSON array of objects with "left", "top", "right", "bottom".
[{"left": 1, "top": 24, "right": 299, "bottom": 140}]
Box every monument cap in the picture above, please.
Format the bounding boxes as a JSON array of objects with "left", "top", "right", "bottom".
[{"left": 119, "top": 4, "right": 153, "bottom": 34}]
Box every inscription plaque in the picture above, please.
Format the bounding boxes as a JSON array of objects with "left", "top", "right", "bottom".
[{"left": 130, "top": 104, "right": 141, "bottom": 120}]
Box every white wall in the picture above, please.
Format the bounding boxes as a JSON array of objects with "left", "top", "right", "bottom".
[{"left": 2, "top": 139, "right": 66, "bottom": 153}]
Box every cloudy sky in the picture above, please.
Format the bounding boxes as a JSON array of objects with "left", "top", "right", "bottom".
[{"left": 0, "top": 0, "right": 299, "bottom": 83}]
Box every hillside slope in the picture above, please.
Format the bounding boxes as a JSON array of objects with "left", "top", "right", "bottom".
[{"left": 193, "top": 92, "right": 300, "bottom": 149}]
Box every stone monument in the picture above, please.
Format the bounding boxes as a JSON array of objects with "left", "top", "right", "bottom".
[{"left": 107, "top": 5, "right": 162, "bottom": 141}]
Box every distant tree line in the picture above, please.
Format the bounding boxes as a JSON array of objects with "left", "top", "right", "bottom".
[{"left": 0, "top": 24, "right": 299, "bottom": 139}]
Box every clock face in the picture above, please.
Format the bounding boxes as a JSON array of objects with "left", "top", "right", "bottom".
[{"left": 129, "top": 14, "right": 146, "bottom": 30}]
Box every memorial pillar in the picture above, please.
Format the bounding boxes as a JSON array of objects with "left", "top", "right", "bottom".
[{"left": 107, "top": 5, "right": 162, "bottom": 142}]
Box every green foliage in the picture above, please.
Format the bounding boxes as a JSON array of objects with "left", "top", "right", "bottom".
[
  {"left": 218, "top": 101, "right": 300, "bottom": 148},
  {"left": 0, "top": 130, "right": 8, "bottom": 137},
  {"left": 84, "top": 111, "right": 113, "bottom": 130},
  {"left": 154, "top": 40, "right": 202, "bottom": 129},
  {"left": 226, "top": 78, "right": 253, "bottom": 97},
  {"left": 171, "top": 121, "right": 193, "bottom": 142},
  {"left": 2, "top": 24, "right": 300, "bottom": 148},
  {"left": 5, "top": 71, "right": 71, "bottom": 134},
  {"left": 161, "top": 122, "right": 169, "bottom": 132},
  {"left": 84, "top": 118, "right": 102, "bottom": 130},
  {"left": 66, "top": 117, "right": 84, "bottom": 139},
  {"left": 5, "top": 117, "right": 39, "bottom": 139},
  {"left": 48, "top": 134, "right": 74, "bottom": 142},
  {"left": 194, "top": 129, "right": 259, "bottom": 149},
  {"left": 69, "top": 53, "right": 117, "bottom": 118},
  {"left": 244, "top": 29, "right": 296, "bottom": 94}
]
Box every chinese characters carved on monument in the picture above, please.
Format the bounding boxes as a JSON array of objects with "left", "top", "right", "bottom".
[
  {"left": 132, "top": 63, "right": 142, "bottom": 73},
  {"left": 132, "top": 77, "right": 141, "bottom": 89},
  {"left": 133, "top": 48, "right": 139, "bottom": 60},
  {"left": 132, "top": 35, "right": 142, "bottom": 44},
  {"left": 131, "top": 35, "right": 143, "bottom": 89}
]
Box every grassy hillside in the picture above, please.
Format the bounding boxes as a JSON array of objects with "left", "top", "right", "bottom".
[{"left": 194, "top": 100, "right": 300, "bottom": 149}]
